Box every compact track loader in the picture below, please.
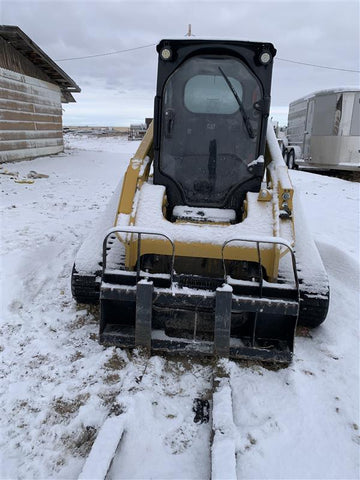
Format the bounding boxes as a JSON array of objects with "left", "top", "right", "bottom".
[{"left": 72, "top": 39, "right": 329, "bottom": 363}]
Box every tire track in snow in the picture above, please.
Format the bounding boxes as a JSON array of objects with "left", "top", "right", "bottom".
[{"left": 79, "top": 355, "right": 213, "bottom": 480}]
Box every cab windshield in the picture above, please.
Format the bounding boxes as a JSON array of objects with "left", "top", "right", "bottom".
[{"left": 160, "top": 55, "right": 263, "bottom": 206}]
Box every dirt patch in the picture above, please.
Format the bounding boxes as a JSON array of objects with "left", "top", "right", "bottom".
[
  {"left": 98, "top": 391, "right": 118, "bottom": 406},
  {"left": 70, "top": 310, "right": 97, "bottom": 330},
  {"left": 104, "top": 351, "right": 126, "bottom": 370},
  {"left": 13, "top": 400, "right": 40, "bottom": 415},
  {"left": 296, "top": 326, "right": 313, "bottom": 338},
  {"left": 244, "top": 433, "right": 257, "bottom": 450},
  {"left": 70, "top": 351, "right": 84, "bottom": 362},
  {"left": 53, "top": 393, "right": 90, "bottom": 416},
  {"left": 27, "top": 354, "right": 50, "bottom": 369},
  {"left": 62, "top": 425, "right": 97, "bottom": 457},
  {"left": 104, "top": 373, "right": 120, "bottom": 384}
]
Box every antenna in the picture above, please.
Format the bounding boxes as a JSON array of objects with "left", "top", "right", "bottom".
[{"left": 185, "top": 24, "right": 195, "bottom": 37}]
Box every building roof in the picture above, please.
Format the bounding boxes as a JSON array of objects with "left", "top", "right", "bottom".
[{"left": 0, "top": 25, "right": 80, "bottom": 102}]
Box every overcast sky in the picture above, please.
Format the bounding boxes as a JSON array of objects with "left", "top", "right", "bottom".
[{"left": 1, "top": 0, "right": 359, "bottom": 126}]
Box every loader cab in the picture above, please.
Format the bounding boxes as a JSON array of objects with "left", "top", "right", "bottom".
[{"left": 153, "top": 39, "right": 276, "bottom": 216}]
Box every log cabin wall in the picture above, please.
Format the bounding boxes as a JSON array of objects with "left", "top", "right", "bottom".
[{"left": 0, "top": 36, "right": 64, "bottom": 162}]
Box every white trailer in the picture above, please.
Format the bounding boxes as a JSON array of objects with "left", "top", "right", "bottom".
[{"left": 284, "top": 88, "right": 360, "bottom": 171}]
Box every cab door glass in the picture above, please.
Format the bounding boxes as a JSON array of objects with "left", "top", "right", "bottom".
[{"left": 160, "top": 55, "right": 262, "bottom": 206}]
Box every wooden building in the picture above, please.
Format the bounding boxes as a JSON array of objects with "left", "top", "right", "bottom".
[{"left": 0, "top": 25, "right": 80, "bottom": 162}]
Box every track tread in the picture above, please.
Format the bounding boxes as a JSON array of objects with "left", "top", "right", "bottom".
[
  {"left": 298, "top": 290, "right": 329, "bottom": 328},
  {"left": 71, "top": 265, "right": 100, "bottom": 304}
]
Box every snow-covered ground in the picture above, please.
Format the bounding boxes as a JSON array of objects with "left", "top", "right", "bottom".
[{"left": 0, "top": 134, "right": 359, "bottom": 479}]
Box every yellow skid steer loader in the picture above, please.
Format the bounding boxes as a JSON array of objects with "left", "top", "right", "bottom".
[{"left": 72, "top": 39, "right": 329, "bottom": 363}]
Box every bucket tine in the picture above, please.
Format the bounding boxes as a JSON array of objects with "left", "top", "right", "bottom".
[
  {"left": 214, "top": 286, "right": 233, "bottom": 357},
  {"left": 135, "top": 280, "right": 154, "bottom": 350}
]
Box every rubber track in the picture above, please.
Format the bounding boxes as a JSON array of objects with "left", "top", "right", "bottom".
[
  {"left": 71, "top": 266, "right": 100, "bottom": 304},
  {"left": 298, "top": 290, "right": 330, "bottom": 328}
]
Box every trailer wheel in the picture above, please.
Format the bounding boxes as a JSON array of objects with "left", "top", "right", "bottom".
[{"left": 287, "top": 150, "right": 296, "bottom": 170}]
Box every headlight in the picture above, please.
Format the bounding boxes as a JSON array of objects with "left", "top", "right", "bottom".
[
  {"left": 160, "top": 47, "right": 172, "bottom": 60},
  {"left": 259, "top": 51, "right": 272, "bottom": 65}
]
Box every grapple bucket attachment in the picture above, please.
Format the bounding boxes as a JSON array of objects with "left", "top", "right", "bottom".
[{"left": 99, "top": 227, "right": 300, "bottom": 364}]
